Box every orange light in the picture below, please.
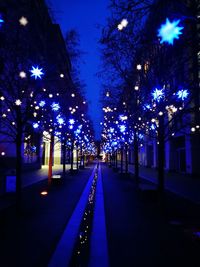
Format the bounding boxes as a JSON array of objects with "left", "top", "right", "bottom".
[{"left": 40, "top": 191, "right": 48, "bottom": 196}]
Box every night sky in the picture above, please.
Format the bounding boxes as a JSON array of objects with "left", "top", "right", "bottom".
[{"left": 50, "top": 0, "right": 109, "bottom": 139}]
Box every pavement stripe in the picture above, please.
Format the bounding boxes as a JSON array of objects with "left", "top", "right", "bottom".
[
  {"left": 48, "top": 165, "right": 97, "bottom": 267},
  {"left": 88, "top": 163, "right": 110, "bottom": 267}
]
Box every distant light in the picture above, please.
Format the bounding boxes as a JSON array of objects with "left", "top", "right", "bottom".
[
  {"left": 69, "top": 125, "right": 73, "bottom": 130},
  {"left": 51, "top": 102, "right": 60, "bottom": 111},
  {"left": 33, "top": 123, "right": 39, "bottom": 129},
  {"left": 60, "top": 73, "right": 64, "bottom": 78},
  {"left": 15, "top": 99, "right": 22, "bottom": 106},
  {"left": 152, "top": 88, "right": 164, "bottom": 102},
  {"left": 0, "top": 15, "right": 4, "bottom": 27},
  {"left": 136, "top": 64, "right": 142, "bottom": 70},
  {"left": 69, "top": 119, "right": 75, "bottom": 125},
  {"left": 19, "top": 71, "right": 26, "bottom": 78},
  {"left": 0, "top": 96, "right": 5, "bottom": 101},
  {"left": 134, "top": 85, "right": 139, "bottom": 90},
  {"left": 1, "top": 152, "right": 5, "bottom": 156},
  {"left": 117, "top": 24, "right": 123, "bottom": 31},
  {"left": 158, "top": 111, "right": 163, "bottom": 116},
  {"left": 71, "top": 93, "right": 75, "bottom": 97},
  {"left": 176, "top": 89, "right": 189, "bottom": 100},
  {"left": 158, "top": 18, "right": 184, "bottom": 45},
  {"left": 49, "top": 94, "right": 53, "bottom": 98},
  {"left": 119, "top": 125, "right": 126, "bottom": 133},
  {"left": 57, "top": 117, "right": 64, "bottom": 125},
  {"left": 121, "top": 19, "right": 128, "bottom": 28},
  {"left": 39, "top": 100, "right": 46, "bottom": 107},
  {"left": 19, "top": 16, "right": 28, "bottom": 26},
  {"left": 40, "top": 191, "right": 48, "bottom": 196},
  {"left": 191, "top": 127, "right": 196, "bottom": 132},
  {"left": 30, "top": 66, "right": 44, "bottom": 80}
]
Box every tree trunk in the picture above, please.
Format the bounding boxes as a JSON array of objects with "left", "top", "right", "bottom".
[
  {"left": 134, "top": 132, "right": 139, "bottom": 184},
  {"left": 16, "top": 132, "right": 22, "bottom": 214},
  {"left": 76, "top": 147, "right": 79, "bottom": 170},
  {"left": 120, "top": 147, "right": 123, "bottom": 173},
  {"left": 115, "top": 150, "right": 118, "bottom": 169},
  {"left": 125, "top": 144, "right": 128, "bottom": 174},
  {"left": 48, "top": 134, "right": 54, "bottom": 185},
  {"left": 158, "top": 115, "right": 165, "bottom": 194},
  {"left": 62, "top": 140, "right": 66, "bottom": 177},
  {"left": 71, "top": 143, "right": 74, "bottom": 171}
]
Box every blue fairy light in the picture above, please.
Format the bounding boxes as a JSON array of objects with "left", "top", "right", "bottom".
[
  {"left": 0, "top": 15, "right": 4, "bottom": 27},
  {"left": 69, "top": 119, "right": 75, "bottom": 125},
  {"left": 39, "top": 100, "right": 46, "bottom": 107},
  {"left": 51, "top": 102, "right": 60, "bottom": 111},
  {"left": 119, "top": 125, "right": 126, "bottom": 133},
  {"left": 152, "top": 88, "right": 164, "bottom": 102},
  {"left": 138, "top": 134, "right": 144, "bottom": 139},
  {"left": 143, "top": 104, "right": 151, "bottom": 110},
  {"left": 150, "top": 124, "right": 156, "bottom": 130},
  {"left": 158, "top": 18, "right": 184, "bottom": 45},
  {"left": 33, "top": 122, "right": 39, "bottom": 129},
  {"left": 30, "top": 66, "right": 44, "bottom": 79},
  {"left": 119, "top": 115, "right": 128, "bottom": 121},
  {"left": 69, "top": 125, "right": 73, "bottom": 130},
  {"left": 176, "top": 89, "right": 189, "bottom": 101},
  {"left": 57, "top": 117, "right": 64, "bottom": 125}
]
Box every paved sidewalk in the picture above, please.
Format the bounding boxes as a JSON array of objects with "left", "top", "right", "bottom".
[
  {"left": 0, "top": 164, "right": 94, "bottom": 267},
  {"left": 129, "top": 164, "right": 200, "bottom": 204},
  {"left": 102, "top": 163, "right": 200, "bottom": 267},
  {"left": 0, "top": 164, "right": 71, "bottom": 211}
]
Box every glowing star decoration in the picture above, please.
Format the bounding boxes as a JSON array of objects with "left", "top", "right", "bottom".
[
  {"left": 39, "top": 100, "right": 46, "bottom": 107},
  {"left": 33, "top": 123, "right": 39, "bottom": 129},
  {"left": 57, "top": 117, "right": 64, "bottom": 125},
  {"left": 15, "top": 99, "right": 22, "bottom": 106},
  {"left": 0, "top": 15, "right": 4, "bottom": 27},
  {"left": 19, "top": 16, "right": 28, "bottom": 26},
  {"left": 176, "top": 89, "right": 189, "bottom": 100},
  {"left": 51, "top": 102, "right": 60, "bottom": 111},
  {"left": 119, "top": 125, "right": 126, "bottom": 133},
  {"left": 69, "top": 119, "right": 75, "bottom": 125},
  {"left": 152, "top": 88, "right": 164, "bottom": 102},
  {"left": 158, "top": 18, "right": 184, "bottom": 45},
  {"left": 30, "top": 66, "right": 44, "bottom": 80}
]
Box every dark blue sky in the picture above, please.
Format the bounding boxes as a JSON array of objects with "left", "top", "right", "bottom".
[{"left": 50, "top": 0, "right": 109, "bottom": 139}]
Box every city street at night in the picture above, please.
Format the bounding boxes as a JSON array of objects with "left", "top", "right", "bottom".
[{"left": 0, "top": 0, "right": 199, "bottom": 266}]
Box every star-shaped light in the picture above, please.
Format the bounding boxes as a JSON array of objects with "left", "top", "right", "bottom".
[
  {"left": 57, "top": 116, "right": 64, "bottom": 125},
  {"left": 19, "top": 16, "right": 28, "bottom": 26},
  {"left": 30, "top": 66, "right": 44, "bottom": 80},
  {"left": 51, "top": 102, "right": 60, "bottom": 111},
  {"left": 39, "top": 100, "right": 46, "bottom": 107},
  {"left": 176, "top": 89, "right": 189, "bottom": 100},
  {"left": 15, "top": 99, "right": 22, "bottom": 106},
  {"left": 152, "top": 88, "right": 164, "bottom": 102},
  {"left": 158, "top": 18, "right": 184, "bottom": 45},
  {"left": 69, "top": 119, "right": 75, "bottom": 125}
]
